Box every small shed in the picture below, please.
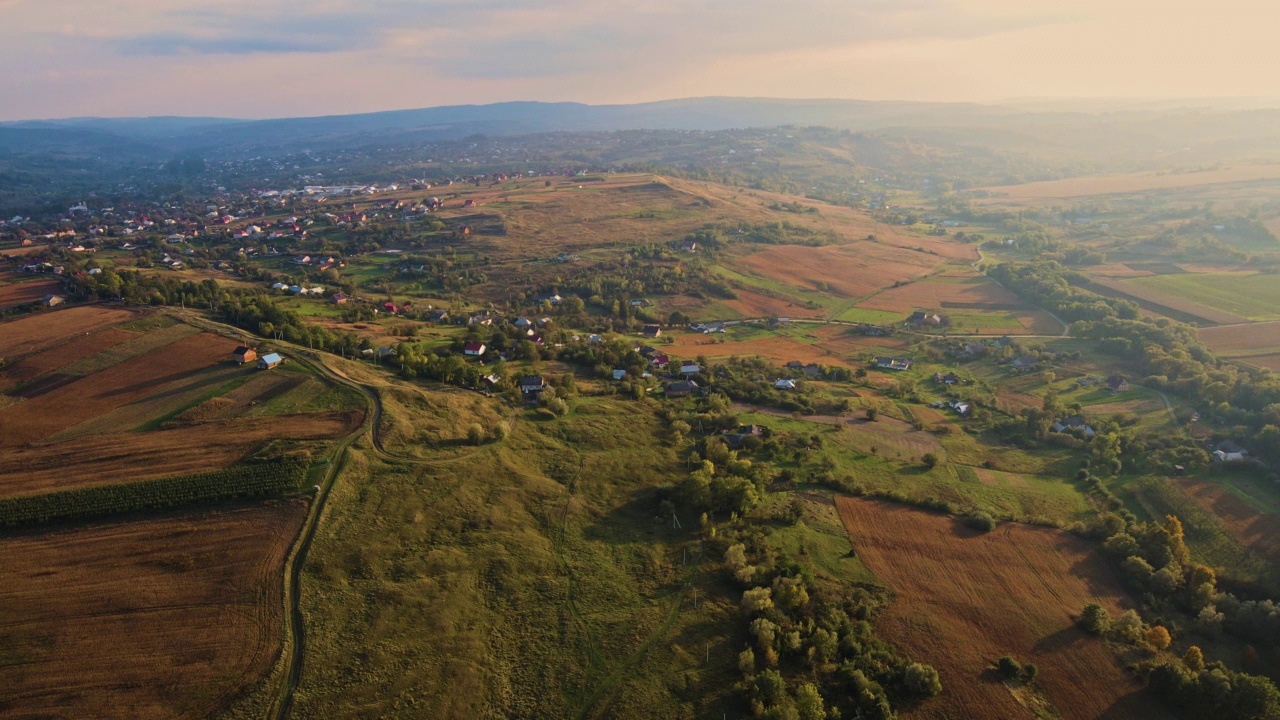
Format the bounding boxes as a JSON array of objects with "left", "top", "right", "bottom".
[
  {"left": 257, "top": 352, "right": 283, "bottom": 370},
  {"left": 232, "top": 346, "right": 258, "bottom": 364}
]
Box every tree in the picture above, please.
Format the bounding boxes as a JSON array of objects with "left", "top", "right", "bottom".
[
  {"left": 467, "top": 423, "right": 486, "bottom": 445},
  {"left": 903, "top": 662, "right": 943, "bottom": 698},
  {"left": 794, "top": 683, "right": 826, "bottom": 720},
  {"left": 997, "top": 656, "right": 1022, "bottom": 679},
  {"left": 1146, "top": 625, "right": 1172, "bottom": 650},
  {"left": 1112, "top": 609, "right": 1146, "bottom": 644},
  {"left": 1078, "top": 603, "right": 1110, "bottom": 635},
  {"left": 742, "top": 587, "right": 774, "bottom": 614},
  {"left": 739, "top": 647, "right": 756, "bottom": 676},
  {"left": 865, "top": 407, "right": 878, "bottom": 421},
  {"left": 922, "top": 452, "right": 939, "bottom": 468},
  {"left": 1183, "top": 646, "right": 1205, "bottom": 672},
  {"left": 1022, "top": 663, "right": 1039, "bottom": 682}
]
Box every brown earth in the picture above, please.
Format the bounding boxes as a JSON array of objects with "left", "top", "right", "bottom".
[
  {"left": 1174, "top": 479, "right": 1280, "bottom": 566},
  {"left": 0, "top": 331, "right": 236, "bottom": 446},
  {"left": 1200, "top": 321, "right": 1280, "bottom": 358},
  {"left": 664, "top": 332, "right": 858, "bottom": 368},
  {"left": 0, "top": 305, "right": 137, "bottom": 359},
  {"left": 734, "top": 243, "right": 944, "bottom": 300},
  {"left": 974, "top": 164, "right": 1280, "bottom": 207},
  {"left": 0, "top": 276, "right": 61, "bottom": 309},
  {"left": 0, "top": 411, "right": 361, "bottom": 498},
  {"left": 859, "top": 273, "right": 1025, "bottom": 313},
  {"left": 721, "top": 288, "right": 826, "bottom": 319},
  {"left": 835, "top": 497, "right": 1169, "bottom": 720},
  {"left": 0, "top": 500, "right": 306, "bottom": 720},
  {"left": 0, "top": 327, "right": 136, "bottom": 392}
]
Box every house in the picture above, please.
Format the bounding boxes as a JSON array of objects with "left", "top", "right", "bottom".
[
  {"left": 232, "top": 346, "right": 257, "bottom": 364},
  {"left": 962, "top": 343, "right": 986, "bottom": 357},
  {"left": 802, "top": 363, "right": 822, "bottom": 379},
  {"left": 587, "top": 334, "right": 603, "bottom": 344},
  {"left": 376, "top": 347, "right": 396, "bottom": 360},
  {"left": 650, "top": 354, "right": 671, "bottom": 369},
  {"left": 382, "top": 302, "right": 398, "bottom": 314},
  {"left": 464, "top": 342, "right": 487, "bottom": 357},
  {"left": 948, "top": 400, "right": 971, "bottom": 416},
  {"left": 874, "top": 357, "right": 913, "bottom": 372},
  {"left": 514, "top": 317, "right": 533, "bottom": 328},
  {"left": 428, "top": 310, "right": 450, "bottom": 323},
  {"left": 331, "top": 293, "right": 348, "bottom": 305},
  {"left": 612, "top": 369, "right": 628, "bottom": 381},
  {"left": 909, "top": 311, "right": 942, "bottom": 326},
  {"left": 680, "top": 239, "right": 698, "bottom": 253},
  {"left": 483, "top": 374, "right": 502, "bottom": 388},
  {"left": 785, "top": 360, "right": 805, "bottom": 370},
  {"left": 665, "top": 380, "right": 699, "bottom": 397},
  {"left": 933, "top": 372, "right": 960, "bottom": 386},
  {"left": 42, "top": 294, "right": 65, "bottom": 307},
  {"left": 1107, "top": 375, "right": 1130, "bottom": 394},
  {"left": 1010, "top": 356, "right": 1039, "bottom": 372},
  {"left": 257, "top": 352, "right": 283, "bottom": 370},
  {"left": 271, "top": 282, "right": 288, "bottom": 290},
  {"left": 1051, "top": 416, "right": 1097, "bottom": 438},
  {"left": 642, "top": 324, "right": 662, "bottom": 338},
  {"left": 722, "top": 424, "right": 765, "bottom": 449},
  {"left": 520, "top": 376, "right": 546, "bottom": 395},
  {"left": 679, "top": 363, "right": 701, "bottom": 376},
  {"left": 1213, "top": 440, "right": 1248, "bottom": 463},
  {"left": 774, "top": 378, "right": 797, "bottom": 390}
]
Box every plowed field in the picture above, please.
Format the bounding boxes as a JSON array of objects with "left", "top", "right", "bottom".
[
  {"left": 0, "top": 276, "right": 60, "bottom": 309},
  {"left": 0, "top": 306, "right": 136, "bottom": 358},
  {"left": 0, "top": 331, "right": 235, "bottom": 446},
  {"left": 0, "top": 500, "right": 305, "bottom": 720},
  {"left": 835, "top": 497, "right": 1169, "bottom": 720},
  {"left": 0, "top": 411, "right": 361, "bottom": 498}
]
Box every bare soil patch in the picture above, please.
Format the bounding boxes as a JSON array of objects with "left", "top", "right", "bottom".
[
  {"left": 859, "top": 273, "right": 1024, "bottom": 313},
  {"left": 0, "top": 500, "right": 306, "bottom": 720},
  {"left": 0, "top": 328, "right": 135, "bottom": 392},
  {"left": 664, "top": 333, "right": 858, "bottom": 368},
  {"left": 835, "top": 497, "right": 1170, "bottom": 720}
]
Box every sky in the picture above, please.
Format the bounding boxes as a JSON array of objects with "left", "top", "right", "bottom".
[{"left": 2, "top": 0, "right": 1278, "bottom": 121}]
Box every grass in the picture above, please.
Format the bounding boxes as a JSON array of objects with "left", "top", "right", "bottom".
[{"left": 1125, "top": 272, "right": 1280, "bottom": 321}]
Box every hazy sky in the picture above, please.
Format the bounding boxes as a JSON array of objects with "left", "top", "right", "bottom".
[{"left": 2, "top": 0, "right": 1277, "bottom": 120}]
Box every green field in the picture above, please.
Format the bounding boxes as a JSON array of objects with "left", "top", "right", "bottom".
[{"left": 1125, "top": 272, "right": 1280, "bottom": 321}]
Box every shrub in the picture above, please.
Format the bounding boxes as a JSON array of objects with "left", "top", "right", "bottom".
[
  {"left": 963, "top": 511, "right": 996, "bottom": 532},
  {"left": 903, "top": 662, "right": 943, "bottom": 698},
  {"left": 997, "top": 655, "right": 1022, "bottom": 679},
  {"left": 467, "top": 423, "right": 486, "bottom": 445},
  {"left": 922, "top": 452, "right": 940, "bottom": 468},
  {"left": 1078, "top": 603, "right": 1110, "bottom": 635},
  {"left": 1022, "top": 663, "right": 1039, "bottom": 682}
]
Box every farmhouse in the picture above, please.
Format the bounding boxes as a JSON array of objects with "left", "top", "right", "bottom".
[
  {"left": 257, "top": 352, "right": 283, "bottom": 370},
  {"left": 874, "top": 357, "right": 913, "bottom": 372},
  {"left": 932, "top": 372, "right": 960, "bottom": 386},
  {"left": 642, "top": 324, "right": 662, "bottom": 338},
  {"left": 665, "top": 380, "right": 699, "bottom": 397},
  {"left": 42, "top": 294, "right": 65, "bottom": 307},
  {"left": 520, "top": 376, "right": 546, "bottom": 395},
  {"left": 909, "top": 311, "right": 942, "bottom": 327},
  {"left": 1107, "top": 375, "right": 1130, "bottom": 394},
  {"left": 1213, "top": 440, "right": 1249, "bottom": 463},
  {"left": 463, "top": 341, "right": 486, "bottom": 357},
  {"left": 774, "top": 378, "right": 797, "bottom": 390},
  {"left": 231, "top": 346, "right": 257, "bottom": 364},
  {"left": 1051, "top": 416, "right": 1097, "bottom": 438},
  {"left": 330, "top": 292, "right": 348, "bottom": 305},
  {"left": 1010, "top": 356, "right": 1039, "bottom": 372},
  {"left": 679, "top": 363, "right": 701, "bottom": 376},
  {"left": 722, "top": 424, "right": 765, "bottom": 449}
]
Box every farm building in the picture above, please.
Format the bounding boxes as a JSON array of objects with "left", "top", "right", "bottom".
[
  {"left": 42, "top": 294, "right": 65, "bottom": 307},
  {"left": 665, "top": 380, "right": 699, "bottom": 397},
  {"left": 464, "top": 342, "right": 487, "bottom": 357},
  {"left": 1107, "top": 375, "right": 1130, "bottom": 393},
  {"left": 257, "top": 352, "right": 283, "bottom": 370},
  {"left": 232, "top": 346, "right": 258, "bottom": 364},
  {"left": 520, "top": 376, "right": 545, "bottom": 395},
  {"left": 330, "top": 292, "right": 348, "bottom": 305},
  {"left": 774, "top": 378, "right": 797, "bottom": 390},
  {"left": 1051, "top": 416, "right": 1097, "bottom": 438},
  {"left": 874, "top": 357, "right": 913, "bottom": 372},
  {"left": 642, "top": 324, "right": 662, "bottom": 338},
  {"left": 679, "top": 363, "right": 701, "bottom": 376}
]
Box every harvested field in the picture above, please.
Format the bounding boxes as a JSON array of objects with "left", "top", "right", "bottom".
[
  {"left": 0, "top": 275, "right": 60, "bottom": 309},
  {"left": 808, "top": 324, "right": 910, "bottom": 356},
  {"left": 975, "top": 163, "right": 1280, "bottom": 206},
  {"left": 0, "top": 411, "right": 361, "bottom": 498},
  {"left": 733, "top": 243, "right": 943, "bottom": 300},
  {"left": 1084, "top": 263, "right": 1156, "bottom": 279},
  {"left": 0, "top": 331, "right": 235, "bottom": 446},
  {"left": 175, "top": 372, "right": 305, "bottom": 423},
  {"left": 720, "top": 288, "right": 826, "bottom": 320},
  {"left": 0, "top": 327, "right": 135, "bottom": 392},
  {"left": 664, "top": 332, "right": 858, "bottom": 368},
  {"left": 0, "top": 305, "right": 136, "bottom": 358},
  {"left": 0, "top": 500, "right": 305, "bottom": 720},
  {"left": 859, "top": 273, "right": 1023, "bottom": 313},
  {"left": 835, "top": 498, "right": 1169, "bottom": 720},
  {"left": 840, "top": 416, "right": 942, "bottom": 460},
  {"left": 1175, "top": 479, "right": 1280, "bottom": 566},
  {"left": 1200, "top": 320, "right": 1280, "bottom": 361}
]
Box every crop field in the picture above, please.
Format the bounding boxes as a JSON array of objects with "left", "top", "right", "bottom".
[
  {"left": 974, "top": 163, "right": 1280, "bottom": 206},
  {"left": 1200, "top": 320, "right": 1280, "bottom": 364},
  {"left": 0, "top": 305, "right": 137, "bottom": 358},
  {"left": 732, "top": 242, "right": 944, "bottom": 301},
  {"left": 1122, "top": 272, "right": 1280, "bottom": 322},
  {"left": 857, "top": 272, "right": 1064, "bottom": 335},
  {"left": 1086, "top": 275, "right": 1248, "bottom": 325},
  {"left": 0, "top": 331, "right": 236, "bottom": 446},
  {"left": 835, "top": 498, "right": 1168, "bottom": 720},
  {"left": 1175, "top": 478, "right": 1280, "bottom": 567},
  {"left": 663, "top": 329, "right": 860, "bottom": 368},
  {"left": 0, "top": 411, "right": 359, "bottom": 499},
  {"left": 0, "top": 273, "right": 59, "bottom": 308},
  {"left": 0, "top": 500, "right": 305, "bottom": 720}
]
